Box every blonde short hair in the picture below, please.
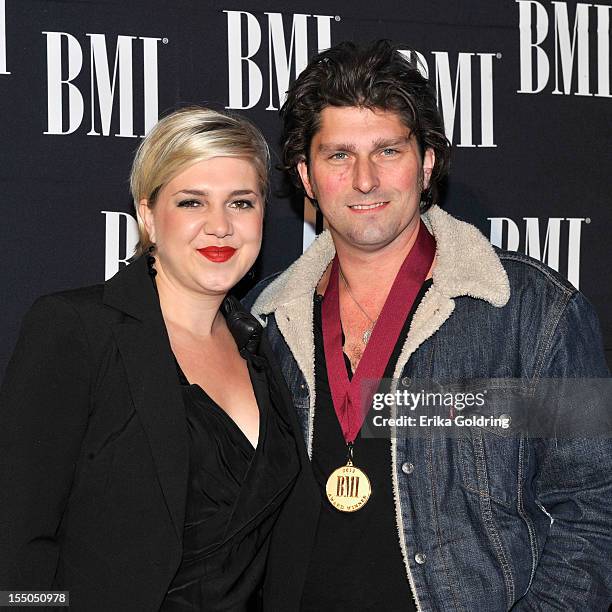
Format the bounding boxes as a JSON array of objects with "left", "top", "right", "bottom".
[{"left": 130, "top": 106, "right": 270, "bottom": 256}]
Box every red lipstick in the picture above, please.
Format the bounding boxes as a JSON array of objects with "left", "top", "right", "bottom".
[{"left": 197, "top": 246, "right": 236, "bottom": 263}]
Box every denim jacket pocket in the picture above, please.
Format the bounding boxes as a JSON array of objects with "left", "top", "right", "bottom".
[
  {"left": 449, "top": 381, "right": 535, "bottom": 607},
  {"left": 451, "top": 380, "right": 528, "bottom": 509}
]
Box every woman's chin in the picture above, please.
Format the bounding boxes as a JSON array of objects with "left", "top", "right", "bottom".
[{"left": 194, "top": 273, "right": 246, "bottom": 296}]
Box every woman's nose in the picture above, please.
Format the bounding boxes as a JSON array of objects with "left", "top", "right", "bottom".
[{"left": 203, "top": 205, "right": 232, "bottom": 238}]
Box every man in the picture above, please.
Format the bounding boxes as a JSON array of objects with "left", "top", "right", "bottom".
[{"left": 248, "top": 40, "right": 611, "bottom": 611}]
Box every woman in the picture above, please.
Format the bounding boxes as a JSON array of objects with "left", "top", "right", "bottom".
[{"left": 0, "top": 107, "right": 304, "bottom": 611}]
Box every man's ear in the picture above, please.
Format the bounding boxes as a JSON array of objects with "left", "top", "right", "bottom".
[
  {"left": 422, "top": 148, "right": 435, "bottom": 190},
  {"left": 297, "top": 159, "right": 316, "bottom": 200},
  {"left": 138, "top": 199, "right": 156, "bottom": 243}
]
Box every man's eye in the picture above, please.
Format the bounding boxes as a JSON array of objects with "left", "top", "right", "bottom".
[
  {"left": 177, "top": 199, "right": 202, "bottom": 208},
  {"left": 330, "top": 152, "right": 349, "bottom": 160},
  {"left": 229, "top": 199, "right": 254, "bottom": 209},
  {"left": 381, "top": 148, "right": 398, "bottom": 156}
]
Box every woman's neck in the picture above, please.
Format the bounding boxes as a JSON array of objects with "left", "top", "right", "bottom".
[{"left": 154, "top": 268, "right": 226, "bottom": 339}]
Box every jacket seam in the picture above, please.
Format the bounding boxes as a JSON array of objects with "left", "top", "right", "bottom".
[
  {"left": 517, "top": 435, "right": 538, "bottom": 593},
  {"left": 497, "top": 253, "right": 576, "bottom": 296},
  {"left": 473, "top": 429, "right": 515, "bottom": 607},
  {"left": 532, "top": 289, "right": 573, "bottom": 383},
  {"left": 428, "top": 428, "right": 465, "bottom": 612},
  {"left": 534, "top": 291, "right": 587, "bottom": 486},
  {"left": 420, "top": 341, "right": 464, "bottom": 611}
]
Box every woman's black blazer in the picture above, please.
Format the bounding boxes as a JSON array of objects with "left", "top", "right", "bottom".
[{"left": 0, "top": 255, "right": 318, "bottom": 611}]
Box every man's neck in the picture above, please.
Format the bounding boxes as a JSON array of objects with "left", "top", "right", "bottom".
[{"left": 327, "top": 216, "right": 424, "bottom": 296}]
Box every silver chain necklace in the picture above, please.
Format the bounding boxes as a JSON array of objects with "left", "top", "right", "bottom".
[{"left": 338, "top": 268, "right": 378, "bottom": 344}]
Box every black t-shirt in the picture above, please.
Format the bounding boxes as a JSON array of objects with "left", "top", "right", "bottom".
[{"left": 300, "top": 279, "right": 432, "bottom": 612}]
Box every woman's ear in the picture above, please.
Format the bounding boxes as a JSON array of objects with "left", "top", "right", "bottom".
[{"left": 138, "top": 199, "right": 156, "bottom": 243}]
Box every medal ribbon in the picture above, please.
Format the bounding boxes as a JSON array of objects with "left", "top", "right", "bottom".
[{"left": 322, "top": 221, "right": 436, "bottom": 444}]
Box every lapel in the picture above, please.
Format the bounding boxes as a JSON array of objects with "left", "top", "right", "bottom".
[{"left": 103, "top": 256, "right": 189, "bottom": 543}]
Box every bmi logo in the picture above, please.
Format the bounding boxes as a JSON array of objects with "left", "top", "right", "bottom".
[
  {"left": 44, "top": 32, "right": 163, "bottom": 137},
  {"left": 403, "top": 50, "right": 498, "bottom": 148},
  {"left": 517, "top": 1, "right": 611, "bottom": 97},
  {"left": 335, "top": 474, "right": 361, "bottom": 498},
  {"left": 224, "top": 11, "right": 335, "bottom": 110},
  {"left": 489, "top": 216, "right": 587, "bottom": 288}
]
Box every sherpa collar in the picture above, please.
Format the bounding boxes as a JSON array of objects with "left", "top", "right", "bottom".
[{"left": 253, "top": 205, "right": 510, "bottom": 317}]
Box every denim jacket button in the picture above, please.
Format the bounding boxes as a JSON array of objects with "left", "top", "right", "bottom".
[
  {"left": 415, "top": 552, "right": 427, "bottom": 565},
  {"left": 499, "top": 413, "right": 511, "bottom": 426},
  {"left": 401, "top": 377, "right": 411, "bottom": 387},
  {"left": 402, "top": 462, "right": 415, "bottom": 475}
]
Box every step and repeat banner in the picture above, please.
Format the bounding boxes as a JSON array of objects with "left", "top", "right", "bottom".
[{"left": 1, "top": 0, "right": 611, "bottom": 375}]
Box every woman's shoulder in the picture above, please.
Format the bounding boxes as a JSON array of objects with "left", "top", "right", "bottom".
[
  {"left": 23, "top": 282, "right": 124, "bottom": 348},
  {"left": 31, "top": 256, "right": 150, "bottom": 324},
  {"left": 30, "top": 283, "right": 107, "bottom": 321}
]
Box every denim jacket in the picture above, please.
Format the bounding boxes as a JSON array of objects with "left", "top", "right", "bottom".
[{"left": 248, "top": 205, "right": 611, "bottom": 611}]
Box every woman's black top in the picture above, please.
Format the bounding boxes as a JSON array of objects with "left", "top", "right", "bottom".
[
  {"left": 300, "top": 280, "right": 432, "bottom": 612},
  {"left": 161, "top": 298, "right": 299, "bottom": 611}
]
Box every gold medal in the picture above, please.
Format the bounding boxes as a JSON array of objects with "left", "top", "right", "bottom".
[{"left": 325, "top": 456, "right": 372, "bottom": 512}]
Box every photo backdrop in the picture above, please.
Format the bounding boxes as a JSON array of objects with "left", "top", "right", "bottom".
[{"left": 1, "top": 0, "right": 611, "bottom": 376}]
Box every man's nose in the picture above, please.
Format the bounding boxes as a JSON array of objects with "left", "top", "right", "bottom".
[{"left": 352, "top": 157, "right": 380, "bottom": 194}]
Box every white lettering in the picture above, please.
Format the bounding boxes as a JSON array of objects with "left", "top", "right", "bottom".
[
  {"left": 489, "top": 217, "right": 520, "bottom": 251},
  {"left": 225, "top": 11, "right": 334, "bottom": 110},
  {"left": 266, "top": 13, "right": 309, "bottom": 110},
  {"left": 44, "top": 32, "right": 84, "bottom": 135},
  {"left": 489, "top": 216, "right": 586, "bottom": 288},
  {"left": 142, "top": 36, "right": 160, "bottom": 134},
  {"left": 225, "top": 10, "right": 262, "bottom": 110},
  {"left": 0, "top": 0, "right": 8, "bottom": 74},
  {"left": 517, "top": 0, "right": 550, "bottom": 93},
  {"left": 314, "top": 14, "right": 333, "bottom": 52},
  {"left": 525, "top": 216, "right": 563, "bottom": 271},
  {"left": 434, "top": 52, "right": 497, "bottom": 147},
  {"left": 435, "top": 51, "right": 474, "bottom": 147},
  {"left": 479, "top": 53, "right": 497, "bottom": 147},
  {"left": 399, "top": 49, "right": 429, "bottom": 78},
  {"left": 88, "top": 34, "right": 136, "bottom": 137},
  {"left": 44, "top": 32, "right": 161, "bottom": 137},
  {"left": 596, "top": 4, "right": 611, "bottom": 97},
  {"left": 552, "top": 1, "right": 591, "bottom": 96},
  {"left": 517, "top": 1, "right": 611, "bottom": 97},
  {"left": 102, "top": 211, "right": 139, "bottom": 280},
  {"left": 566, "top": 217, "right": 585, "bottom": 288}
]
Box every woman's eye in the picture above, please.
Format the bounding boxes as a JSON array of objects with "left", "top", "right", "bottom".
[
  {"left": 229, "top": 199, "right": 254, "bottom": 209},
  {"left": 177, "top": 199, "right": 202, "bottom": 208}
]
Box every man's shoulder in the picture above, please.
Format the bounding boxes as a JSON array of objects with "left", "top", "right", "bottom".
[
  {"left": 242, "top": 270, "right": 285, "bottom": 312},
  {"left": 495, "top": 247, "right": 577, "bottom": 301}
]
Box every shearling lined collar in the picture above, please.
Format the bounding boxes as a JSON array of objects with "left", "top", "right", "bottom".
[{"left": 253, "top": 205, "right": 510, "bottom": 317}]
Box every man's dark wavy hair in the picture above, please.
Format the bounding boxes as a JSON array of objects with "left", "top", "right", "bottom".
[{"left": 280, "top": 39, "right": 450, "bottom": 212}]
